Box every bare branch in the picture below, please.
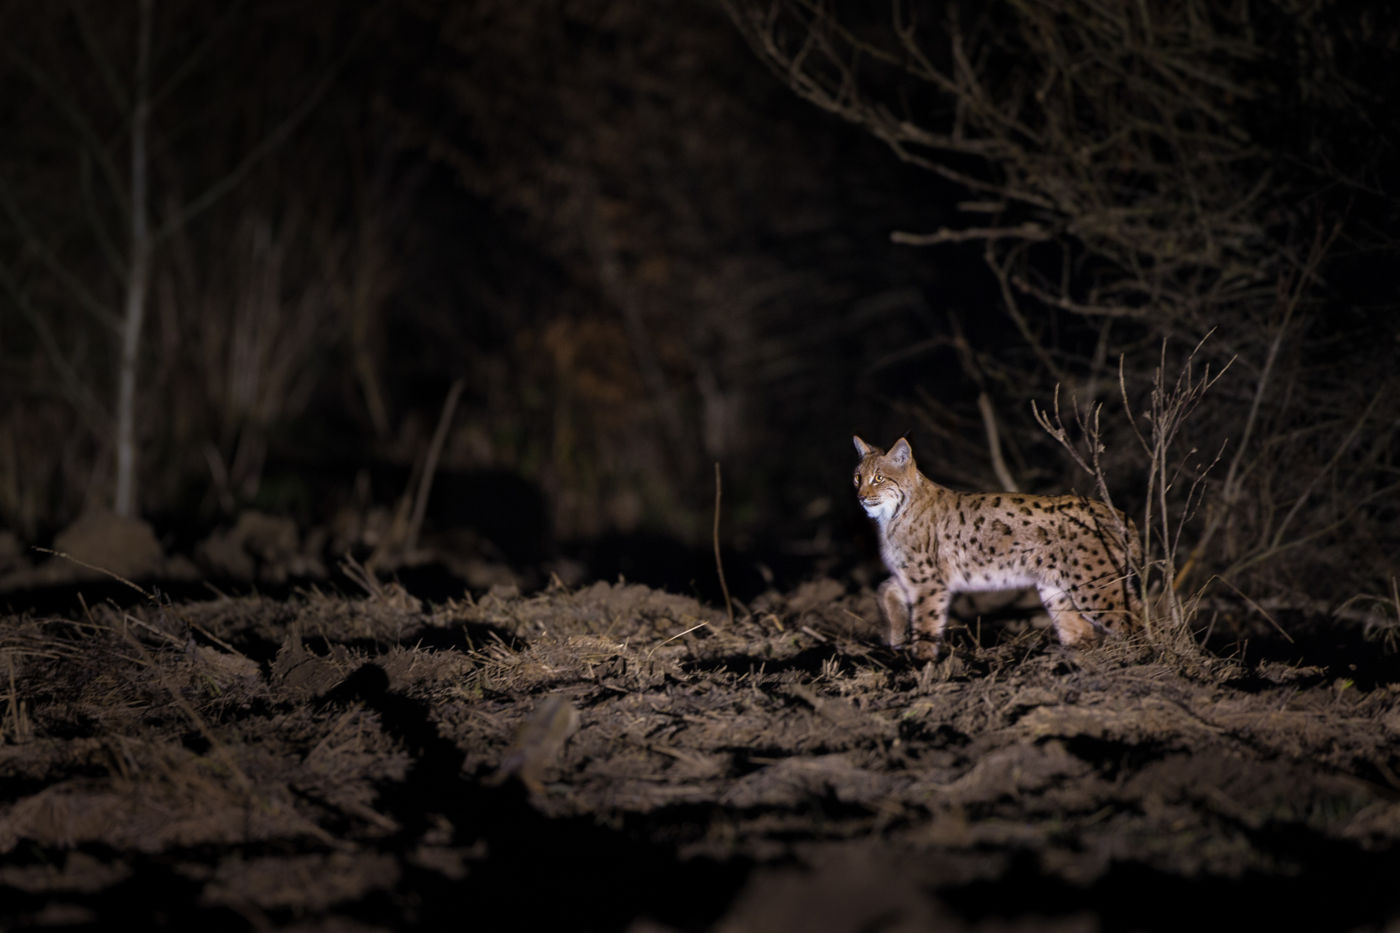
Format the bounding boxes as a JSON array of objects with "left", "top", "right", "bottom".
[{"left": 890, "top": 222, "right": 1050, "bottom": 246}]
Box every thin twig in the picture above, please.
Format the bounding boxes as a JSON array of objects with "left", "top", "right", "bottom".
[
  {"left": 891, "top": 222, "right": 1050, "bottom": 245},
  {"left": 406, "top": 377, "right": 464, "bottom": 553},
  {"left": 977, "top": 393, "right": 1018, "bottom": 493},
  {"left": 655, "top": 621, "right": 711, "bottom": 649},
  {"left": 32, "top": 546, "right": 152, "bottom": 599},
  {"left": 1203, "top": 575, "right": 1294, "bottom": 643},
  {"left": 713, "top": 462, "right": 735, "bottom": 627}
]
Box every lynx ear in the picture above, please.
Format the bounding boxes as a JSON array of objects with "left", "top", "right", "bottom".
[
  {"left": 853, "top": 435, "right": 872, "bottom": 458},
  {"left": 887, "top": 437, "right": 913, "bottom": 468}
]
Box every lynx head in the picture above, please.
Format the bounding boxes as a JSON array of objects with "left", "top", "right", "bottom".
[{"left": 852, "top": 435, "right": 916, "bottom": 523}]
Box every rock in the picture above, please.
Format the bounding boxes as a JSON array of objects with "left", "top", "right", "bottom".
[
  {"left": 0, "top": 529, "right": 25, "bottom": 575},
  {"left": 197, "top": 511, "right": 302, "bottom": 582},
  {"left": 51, "top": 509, "right": 164, "bottom": 581}
]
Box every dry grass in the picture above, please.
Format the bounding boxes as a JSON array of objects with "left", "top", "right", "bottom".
[{"left": 2, "top": 576, "right": 1398, "bottom": 928}]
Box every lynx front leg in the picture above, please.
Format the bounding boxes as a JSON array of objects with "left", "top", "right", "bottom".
[
  {"left": 909, "top": 583, "right": 952, "bottom": 661},
  {"left": 877, "top": 578, "right": 910, "bottom": 647}
]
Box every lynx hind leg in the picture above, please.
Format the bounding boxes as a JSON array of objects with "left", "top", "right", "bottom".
[
  {"left": 1094, "top": 588, "right": 1141, "bottom": 636},
  {"left": 1037, "top": 586, "right": 1102, "bottom": 647},
  {"left": 878, "top": 578, "right": 910, "bottom": 647},
  {"left": 1098, "top": 512, "right": 1144, "bottom": 632},
  {"left": 1082, "top": 554, "right": 1143, "bottom": 636},
  {"left": 1113, "top": 572, "right": 1145, "bottom": 632}
]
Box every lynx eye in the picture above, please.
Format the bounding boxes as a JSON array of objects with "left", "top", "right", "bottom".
[
  {"left": 873, "top": 474, "right": 885, "bottom": 485},
  {"left": 853, "top": 474, "right": 860, "bottom": 487}
]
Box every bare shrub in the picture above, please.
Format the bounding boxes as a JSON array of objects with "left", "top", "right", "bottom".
[
  {"left": 154, "top": 209, "right": 343, "bottom": 514},
  {"left": 0, "top": 3, "right": 392, "bottom": 527},
  {"left": 1035, "top": 337, "right": 1232, "bottom": 653},
  {"left": 724, "top": 0, "right": 1400, "bottom": 624},
  {"left": 722, "top": 0, "right": 1394, "bottom": 327}
]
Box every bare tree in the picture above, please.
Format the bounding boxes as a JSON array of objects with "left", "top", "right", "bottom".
[
  {"left": 113, "top": 0, "right": 153, "bottom": 518},
  {"left": 723, "top": 0, "right": 1400, "bottom": 327},
  {"left": 1, "top": 2, "right": 358, "bottom": 521},
  {"left": 723, "top": 0, "right": 1400, "bottom": 618}
]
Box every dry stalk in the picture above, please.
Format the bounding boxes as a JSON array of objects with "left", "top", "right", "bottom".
[
  {"left": 1184, "top": 225, "right": 1337, "bottom": 580},
  {"left": 713, "top": 462, "right": 735, "bottom": 628},
  {"left": 20, "top": 551, "right": 261, "bottom": 797},
  {"left": 33, "top": 546, "right": 246, "bottom": 657},
  {"left": 977, "top": 393, "right": 1018, "bottom": 494},
  {"left": 948, "top": 310, "right": 1019, "bottom": 492},
  {"left": 366, "top": 375, "right": 465, "bottom": 573},
  {"left": 1112, "top": 338, "right": 1230, "bottom": 637},
  {"left": 3, "top": 651, "right": 33, "bottom": 743},
  {"left": 1374, "top": 578, "right": 1400, "bottom": 652},
  {"left": 32, "top": 545, "right": 152, "bottom": 599},
  {"left": 340, "top": 552, "right": 387, "bottom": 601},
  {"left": 1033, "top": 335, "right": 1229, "bottom": 648},
  {"left": 405, "top": 376, "right": 465, "bottom": 554}
]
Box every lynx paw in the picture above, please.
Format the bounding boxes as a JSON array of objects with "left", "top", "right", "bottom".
[
  {"left": 909, "top": 637, "right": 943, "bottom": 662},
  {"left": 1052, "top": 610, "right": 1105, "bottom": 647}
]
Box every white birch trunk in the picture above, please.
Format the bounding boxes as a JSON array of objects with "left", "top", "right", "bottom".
[{"left": 114, "top": 0, "right": 152, "bottom": 517}]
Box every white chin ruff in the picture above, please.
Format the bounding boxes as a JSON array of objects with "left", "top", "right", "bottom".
[{"left": 862, "top": 499, "right": 896, "bottom": 523}]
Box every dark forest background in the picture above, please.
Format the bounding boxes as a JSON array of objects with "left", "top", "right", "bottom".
[{"left": 3, "top": 0, "right": 1397, "bottom": 629}]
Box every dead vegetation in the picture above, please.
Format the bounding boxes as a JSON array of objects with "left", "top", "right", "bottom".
[
  {"left": 725, "top": 0, "right": 1400, "bottom": 628},
  {"left": 3, "top": 579, "right": 1399, "bottom": 929}
]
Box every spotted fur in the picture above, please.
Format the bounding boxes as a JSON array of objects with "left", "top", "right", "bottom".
[{"left": 854, "top": 436, "right": 1142, "bottom": 658}]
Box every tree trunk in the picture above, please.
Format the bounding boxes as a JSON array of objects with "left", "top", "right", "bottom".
[{"left": 114, "top": 0, "right": 152, "bottom": 518}]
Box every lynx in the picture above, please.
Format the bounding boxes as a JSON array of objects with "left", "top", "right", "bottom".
[{"left": 853, "top": 435, "right": 1141, "bottom": 658}]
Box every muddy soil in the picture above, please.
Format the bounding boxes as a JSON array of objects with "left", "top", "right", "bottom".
[{"left": 3, "top": 577, "right": 1399, "bottom": 931}]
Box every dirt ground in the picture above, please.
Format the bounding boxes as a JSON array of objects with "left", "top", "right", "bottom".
[{"left": 3, "top": 574, "right": 1400, "bottom": 931}]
